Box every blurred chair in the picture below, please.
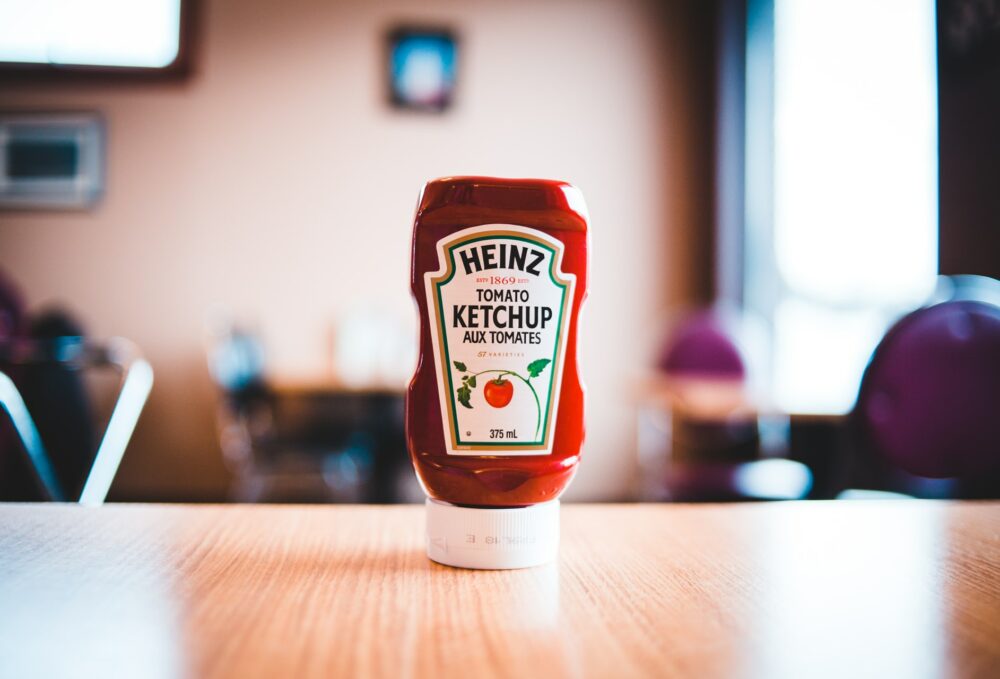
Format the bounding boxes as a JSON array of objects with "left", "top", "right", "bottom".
[
  {"left": 207, "top": 326, "right": 412, "bottom": 503},
  {"left": 16, "top": 311, "right": 98, "bottom": 499},
  {"left": 0, "top": 335, "right": 154, "bottom": 504},
  {"left": 0, "top": 269, "right": 28, "bottom": 496},
  {"left": 850, "top": 275, "right": 1000, "bottom": 498},
  {"left": 656, "top": 310, "right": 746, "bottom": 379},
  {"left": 639, "top": 309, "right": 811, "bottom": 501}
]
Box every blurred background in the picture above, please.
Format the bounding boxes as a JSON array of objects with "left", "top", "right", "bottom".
[{"left": 0, "top": 0, "right": 997, "bottom": 505}]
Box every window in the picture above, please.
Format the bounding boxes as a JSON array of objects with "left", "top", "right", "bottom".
[
  {"left": 0, "top": 0, "right": 182, "bottom": 69},
  {"left": 743, "top": 0, "right": 939, "bottom": 414}
]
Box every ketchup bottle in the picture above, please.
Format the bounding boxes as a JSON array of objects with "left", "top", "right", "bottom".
[{"left": 407, "top": 177, "right": 590, "bottom": 569}]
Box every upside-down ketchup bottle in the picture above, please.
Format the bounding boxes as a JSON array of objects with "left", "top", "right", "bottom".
[{"left": 407, "top": 177, "right": 589, "bottom": 569}]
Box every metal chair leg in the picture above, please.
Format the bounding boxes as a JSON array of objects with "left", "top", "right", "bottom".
[
  {"left": 78, "top": 340, "right": 154, "bottom": 506},
  {"left": 0, "top": 370, "right": 65, "bottom": 501}
]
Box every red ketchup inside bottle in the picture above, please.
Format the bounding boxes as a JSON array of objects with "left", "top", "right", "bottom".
[{"left": 407, "top": 177, "right": 589, "bottom": 569}]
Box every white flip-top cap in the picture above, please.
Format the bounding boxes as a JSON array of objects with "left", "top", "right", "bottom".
[{"left": 425, "top": 498, "right": 560, "bottom": 570}]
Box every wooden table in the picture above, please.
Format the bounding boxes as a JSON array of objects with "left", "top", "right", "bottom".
[{"left": 1, "top": 502, "right": 998, "bottom": 679}]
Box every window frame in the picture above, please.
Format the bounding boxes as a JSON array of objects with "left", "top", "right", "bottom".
[{"left": 0, "top": 0, "right": 196, "bottom": 80}]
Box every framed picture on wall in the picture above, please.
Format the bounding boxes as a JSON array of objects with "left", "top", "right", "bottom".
[
  {"left": 0, "top": 112, "right": 105, "bottom": 210},
  {"left": 386, "top": 26, "right": 458, "bottom": 112}
]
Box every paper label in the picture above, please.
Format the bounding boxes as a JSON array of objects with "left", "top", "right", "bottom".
[{"left": 425, "top": 225, "right": 575, "bottom": 455}]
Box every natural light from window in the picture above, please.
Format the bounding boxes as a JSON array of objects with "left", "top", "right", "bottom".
[
  {"left": 764, "top": 0, "right": 938, "bottom": 415},
  {"left": 0, "top": 0, "right": 181, "bottom": 68}
]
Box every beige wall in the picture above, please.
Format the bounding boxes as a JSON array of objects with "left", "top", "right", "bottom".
[{"left": 0, "top": 0, "right": 709, "bottom": 500}]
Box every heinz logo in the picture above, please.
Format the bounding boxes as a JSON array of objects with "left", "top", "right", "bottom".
[{"left": 459, "top": 242, "right": 545, "bottom": 276}]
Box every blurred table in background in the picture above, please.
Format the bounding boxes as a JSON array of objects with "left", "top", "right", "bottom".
[
  {"left": 270, "top": 378, "right": 405, "bottom": 398},
  {"left": 1, "top": 501, "right": 998, "bottom": 678},
  {"left": 636, "top": 377, "right": 851, "bottom": 501},
  {"left": 216, "top": 378, "right": 412, "bottom": 503}
]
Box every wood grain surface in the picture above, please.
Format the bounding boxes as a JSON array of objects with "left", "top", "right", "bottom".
[{"left": 1, "top": 502, "right": 998, "bottom": 679}]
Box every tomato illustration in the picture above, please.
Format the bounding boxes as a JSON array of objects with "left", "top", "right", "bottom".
[
  {"left": 453, "top": 359, "right": 551, "bottom": 434},
  {"left": 483, "top": 377, "right": 514, "bottom": 408}
]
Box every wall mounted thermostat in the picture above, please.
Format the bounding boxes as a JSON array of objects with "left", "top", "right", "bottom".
[{"left": 0, "top": 112, "right": 105, "bottom": 210}]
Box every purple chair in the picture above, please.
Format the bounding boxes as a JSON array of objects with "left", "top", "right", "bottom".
[
  {"left": 854, "top": 276, "right": 1000, "bottom": 498},
  {"left": 657, "top": 311, "right": 746, "bottom": 379},
  {"left": 652, "top": 310, "right": 811, "bottom": 502}
]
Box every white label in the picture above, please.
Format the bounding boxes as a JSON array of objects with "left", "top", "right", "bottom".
[{"left": 425, "top": 225, "right": 575, "bottom": 455}]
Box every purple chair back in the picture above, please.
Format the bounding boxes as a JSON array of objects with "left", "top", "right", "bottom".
[
  {"left": 658, "top": 311, "right": 746, "bottom": 379},
  {"left": 856, "top": 278, "right": 1000, "bottom": 488}
]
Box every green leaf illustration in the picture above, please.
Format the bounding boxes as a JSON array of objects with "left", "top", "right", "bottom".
[
  {"left": 453, "top": 361, "right": 467, "bottom": 372},
  {"left": 467, "top": 375, "right": 476, "bottom": 388},
  {"left": 526, "top": 358, "right": 551, "bottom": 378},
  {"left": 457, "top": 384, "right": 472, "bottom": 409}
]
